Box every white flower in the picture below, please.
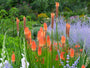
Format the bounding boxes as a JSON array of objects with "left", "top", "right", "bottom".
[{"left": 20, "top": 54, "right": 29, "bottom": 68}]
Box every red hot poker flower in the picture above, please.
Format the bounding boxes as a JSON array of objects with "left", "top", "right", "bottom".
[
  {"left": 44, "top": 23, "right": 47, "bottom": 31},
  {"left": 60, "top": 52, "right": 65, "bottom": 60},
  {"left": 61, "top": 36, "right": 66, "bottom": 47},
  {"left": 66, "top": 23, "right": 70, "bottom": 37},
  {"left": 56, "top": 2, "right": 59, "bottom": 7},
  {"left": 37, "top": 30, "right": 41, "bottom": 41},
  {"left": 51, "top": 13, "right": 55, "bottom": 29},
  {"left": 24, "top": 27, "right": 29, "bottom": 40},
  {"left": 24, "top": 27, "right": 29, "bottom": 35},
  {"left": 11, "top": 52, "right": 15, "bottom": 63},
  {"left": 31, "top": 40, "right": 36, "bottom": 51},
  {"left": 47, "top": 35, "right": 51, "bottom": 47},
  {"left": 80, "top": 49, "right": 83, "bottom": 52},
  {"left": 75, "top": 45, "right": 78, "bottom": 48},
  {"left": 70, "top": 48, "right": 74, "bottom": 58},
  {"left": 56, "top": 2, "right": 59, "bottom": 18},
  {"left": 81, "top": 65, "right": 85, "bottom": 68},
  {"left": 16, "top": 17, "right": 19, "bottom": 33},
  {"left": 27, "top": 30, "right": 31, "bottom": 39},
  {"left": 38, "top": 46, "right": 42, "bottom": 56},
  {"left": 55, "top": 54, "right": 58, "bottom": 61},
  {"left": 39, "top": 37, "right": 44, "bottom": 47},
  {"left": 40, "top": 27, "right": 44, "bottom": 37}
]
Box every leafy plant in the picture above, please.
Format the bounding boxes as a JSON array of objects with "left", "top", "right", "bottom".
[
  {"left": 0, "top": 9, "right": 8, "bottom": 19},
  {"left": 38, "top": 13, "right": 48, "bottom": 23},
  {"left": 18, "top": 1, "right": 32, "bottom": 16},
  {"left": 9, "top": 7, "right": 19, "bottom": 17},
  {"left": 29, "top": 13, "right": 37, "bottom": 21},
  {"left": 87, "top": 2, "right": 90, "bottom": 14}
]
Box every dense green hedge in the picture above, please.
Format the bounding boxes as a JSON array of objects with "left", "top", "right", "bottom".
[{"left": 0, "top": 0, "right": 88, "bottom": 16}]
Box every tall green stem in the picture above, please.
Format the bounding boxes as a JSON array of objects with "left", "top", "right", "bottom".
[
  {"left": 51, "top": 29, "right": 53, "bottom": 67},
  {"left": 56, "top": 18, "right": 59, "bottom": 49}
]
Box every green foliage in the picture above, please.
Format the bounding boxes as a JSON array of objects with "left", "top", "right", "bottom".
[
  {"left": 0, "top": 0, "right": 11, "bottom": 10},
  {"left": 29, "top": 13, "right": 37, "bottom": 21},
  {"left": 61, "top": 11, "right": 86, "bottom": 18},
  {"left": 9, "top": 7, "right": 19, "bottom": 17},
  {"left": 0, "top": 34, "right": 22, "bottom": 67},
  {"left": 0, "top": 17, "right": 40, "bottom": 37},
  {"left": 26, "top": 16, "right": 31, "bottom": 21},
  {"left": 19, "top": 15, "right": 24, "bottom": 21},
  {"left": 18, "top": 2, "right": 32, "bottom": 16},
  {"left": 32, "top": 27, "right": 40, "bottom": 39},
  {"left": 63, "top": 7, "right": 72, "bottom": 12},
  {"left": 31, "top": 0, "right": 49, "bottom": 13},
  {"left": 0, "top": 9, "right": 8, "bottom": 19},
  {"left": 87, "top": 2, "right": 90, "bottom": 14}
]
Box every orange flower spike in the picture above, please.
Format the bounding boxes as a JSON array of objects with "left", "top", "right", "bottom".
[
  {"left": 23, "top": 16, "right": 26, "bottom": 29},
  {"left": 40, "top": 27, "right": 44, "bottom": 37},
  {"left": 39, "top": 37, "right": 44, "bottom": 47},
  {"left": 61, "top": 36, "right": 66, "bottom": 47},
  {"left": 66, "top": 23, "right": 70, "bottom": 37},
  {"left": 61, "top": 36, "right": 66, "bottom": 43},
  {"left": 55, "top": 54, "right": 58, "bottom": 61},
  {"left": 75, "top": 45, "right": 78, "bottom": 48},
  {"left": 31, "top": 40, "right": 36, "bottom": 51},
  {"left": 37, "top": 31, "right": 41, "bottom": 41},
  {"left": 56, "top": 2, "right": 59, "bottom": 18},
  {"left": 51, "top": 13, "right": 55, "bottom": 29},
  {"left": 24, "top": 27, "right": 29, "bottom": 35},
  {"left": 38, "top": 46, "right": 42, "bottom": 56},
  {"left": 44, "top": 23, "right": 47, "bottom": 31},
  {"left": 28, "top": 30, "right": 31, "bottom": 39},
  {"left": 81, "top": 65, "right": 85, "bottom": 68},
  {"left": 47, "top": 35, "right": 51, "bottom": 47},
  {"left": 16, "top": 18, "right": 19, "bottom": 32},
  {"left": 59, "top": 43, "right": 62, "bottom": 47},
  {"left": 70, "top": 48, "right": 74, "bottom": 58},
  {"left": 60, "top": 52, "right": 65, "bottom": 60},
  {"left": 56, "top": 2, "right": 59, "bottom": 7},
  {"left": 43, "top": 31, "right": 46, "bottom": 38},
  {"left": 11, "top": 52, "right": 15, "bottom": 63},
  {"left": 80, "top": 49, "right": 83, "bottom": 52},
  {"left": 43, "top": 37, "right": 46, "bottom": 45}
]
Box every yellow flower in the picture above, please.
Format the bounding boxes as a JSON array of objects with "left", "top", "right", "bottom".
[
  {"left": 38, "top": 13, "right": 48, "bottom": 18},
  {"left": 79, "top": 14, "right": 85, "bottom": 17}
]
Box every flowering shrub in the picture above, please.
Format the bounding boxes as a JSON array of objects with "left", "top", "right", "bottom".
[
  {"left": 38, "top": 13, "right": 48, "bottom": 18},
  {"left": 38, "top": 13, "right": 48, "bottom": 23}
]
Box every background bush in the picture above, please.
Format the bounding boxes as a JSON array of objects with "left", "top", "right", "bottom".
[{"left": 87, "top": 2, "right": 90, "bottom": 14}]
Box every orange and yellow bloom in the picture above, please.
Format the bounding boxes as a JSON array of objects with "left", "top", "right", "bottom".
[
  {"left": 11, "top": 52, "right": 15, "bottom": 63},
  {"left": 70, "top": 48, "right": 74, "bottom": 58},
  {"left": 66, "top": 23, "right": 70, "bottom": 37},
  {"left": 31, "top": 40, "right": 36, "bottom": 51}
]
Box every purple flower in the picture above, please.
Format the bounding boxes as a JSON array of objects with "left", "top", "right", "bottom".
[{"left": 47, "top": 16, "right": 90, "bottom": 50}]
